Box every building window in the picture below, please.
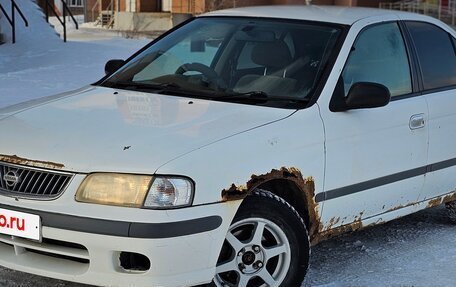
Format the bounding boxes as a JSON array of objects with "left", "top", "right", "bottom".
[{"left": 68, "top": 0, "right": 83, "bottom": 7}]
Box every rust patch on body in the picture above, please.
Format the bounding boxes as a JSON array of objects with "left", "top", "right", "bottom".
[
  {"left": 442, "top": 191, "right": 456, "bottom": 204},
  {"left": 222, "top": 174, "right": 456, "bottom": 246},
  {"left": 316, "top": 191, "right": 456, "bottom": 244},
  {"left": 328, "top": 218, "right": 339, "bottom": 227},
  {"left": 0, "top": 154, "right": 65, "bottom": 170},
  {"left": 222, "top": 167, "right": 305, "bottom": 200},
  {"left": 427, "top": 197, "right": 443, "bottom": 208},
  {"left": 387, "top": 204, "right": 406, "bottom": 213},
  {"left": 427, "top": 190, "right": 456, "bottom": 208},
  {"left": 312, "top": 211, "right": 364, "bottom": 245},
  {"left": 314, "top": 218, "right": 363, "bottom": 244},
  {"left": 221, "top": 183, "right": 248, "bottom": 201},
  {"left": 222, "top": 167, "right": 323, "bottom": 240},
  {"left": 325, "top": 217, "right": 341, "bottom": 230}
]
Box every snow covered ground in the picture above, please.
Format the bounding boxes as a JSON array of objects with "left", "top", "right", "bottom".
[
  {"left": 0, "top": 0, "right": 148, "bottom": 108},
  {"left": 1, "top": 1, "right": 456, "bottom": 287},
  {"left": 304, "top": 206, "right": 456, "bottom": 287}
]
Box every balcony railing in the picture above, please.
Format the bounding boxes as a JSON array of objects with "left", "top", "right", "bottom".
[{"left": 380, "top": 0, "right": 456, "bottom": 25}]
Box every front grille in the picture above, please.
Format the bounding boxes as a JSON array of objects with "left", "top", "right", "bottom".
[{"left": 0, "top": 162, "right": 72, "bottom": 199}]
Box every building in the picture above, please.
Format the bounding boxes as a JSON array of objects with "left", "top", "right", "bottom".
[
  {"left": 36, "top": 0, "right": 84, "bottom": 16},
  {"left": 87, "top": 0, "right": 398, "bottom": 31},
  {"left": 171, "top": 0, "right": 397, "bottom": 14},
  {"left": 85, "top": 0, "right": 455, "bottom": 32}
]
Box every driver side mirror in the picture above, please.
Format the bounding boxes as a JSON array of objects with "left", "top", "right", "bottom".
[
  {"left": 329, "top": 81, "right": 391, "bottom": 112},
  {"left": 105, "top": 59, "right": 125, "bottom": 75},
  {"left": 344, "top": 82, "right": 391, "bottom": 111}
]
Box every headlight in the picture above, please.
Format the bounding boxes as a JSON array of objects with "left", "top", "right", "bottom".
[
  {"left": 75, "top": 173, "right": 152, "bottom": 208},
  {"left": 75, "top": 173, "right": 194, "bottom": 209}
]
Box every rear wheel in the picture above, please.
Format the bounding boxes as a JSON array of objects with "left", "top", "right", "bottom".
[
  {"left": 210, "top": 189, "right": 310, "bottom": 287},
  {"left": 445, "top": 201, "right": 456, "bottom": 221}
]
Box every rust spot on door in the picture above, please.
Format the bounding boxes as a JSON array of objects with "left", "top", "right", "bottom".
[
  {"left": 324, "top": 217, "right": 341, "bottom": 230},
  {"left": 387, "top": 204, "right": 406, "bottom": 213},
  {"left": 0, "top": 154, "right": 65, "bottom": 170}
]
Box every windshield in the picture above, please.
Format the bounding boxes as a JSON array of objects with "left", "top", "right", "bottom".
[{"left": 101, "top": 17, "right": 343, "bottom": 109}]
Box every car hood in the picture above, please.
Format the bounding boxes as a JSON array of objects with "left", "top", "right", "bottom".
[{"left": 0, "top": 86, "right": 294, "bottom": 173}]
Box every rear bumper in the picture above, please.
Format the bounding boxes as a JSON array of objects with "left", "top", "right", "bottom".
[{"left": 0, "top": 201, "right": 240, "bottom": 287}]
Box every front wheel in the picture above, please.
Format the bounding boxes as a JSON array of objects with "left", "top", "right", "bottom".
[{"left": 210, "top": 190, "right": 310, "bottom": 287}]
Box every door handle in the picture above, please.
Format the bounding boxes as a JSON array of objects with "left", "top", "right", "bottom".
[{"left": 410, "top": 114, "right": 425, "bottom": 130}]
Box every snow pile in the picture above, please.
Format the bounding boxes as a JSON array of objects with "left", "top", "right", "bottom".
[
  {"left": 0, "top": 0, "right": 59, "bottom": 51},
  {"left": 0, "top": 0, "right": 148, "bottom": 108}
]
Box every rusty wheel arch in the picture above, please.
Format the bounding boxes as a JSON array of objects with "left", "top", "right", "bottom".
[{"left": 221, "top": 167, "right": 322, "bottom": 239}]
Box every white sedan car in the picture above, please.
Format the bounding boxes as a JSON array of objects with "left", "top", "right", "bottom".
[{"left": 0, "top": 5, "right": 455, "bottom": 287}]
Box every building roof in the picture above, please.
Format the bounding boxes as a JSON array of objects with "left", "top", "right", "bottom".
[{"left": 203, "top": 5, "right": 431, "bottom": 25}]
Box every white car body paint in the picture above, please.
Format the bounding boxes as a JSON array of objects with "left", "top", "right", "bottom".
[
  {"left": 422, "top": 89, "right": 456, "bottom": 201},
  {"left": 0, "top": 5, "right": 455, "bottom": 287},
  {"left": 156, "top": 103, "right": 325, "bottom": 204},
  {"left": 0, "top": 87, "right": 294, "bottom": 175},
  {"left": 316, "top": 14, "right": 429, "bottom": 228}
]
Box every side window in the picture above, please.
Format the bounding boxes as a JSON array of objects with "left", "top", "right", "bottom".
[
  {"left": 342, "top": 22, "right": 412, "bottom": 97},
  {"left": 406, "top": 21, "right": 456, "bottom": 90}
]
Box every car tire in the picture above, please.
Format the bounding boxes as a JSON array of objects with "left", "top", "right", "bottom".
[
  {"left": 445, "top": 201, "right": 456, "bottom": 222},
  {"left": 208, "top": 189, "right": 310, "bottom": 287}
]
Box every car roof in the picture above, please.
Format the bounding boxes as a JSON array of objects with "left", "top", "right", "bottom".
[{"left": 202, "top": 5, "right": 433, "bottom": 25}]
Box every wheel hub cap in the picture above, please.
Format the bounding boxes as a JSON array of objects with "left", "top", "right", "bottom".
[
  {"left": 242, "top": 251, "right": 256, "bottom": 265},
  {"left": 237, "top": 245, "right": 265, "bottom": 274}
]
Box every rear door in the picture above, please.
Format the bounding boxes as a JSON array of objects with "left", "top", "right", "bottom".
[
  {"left": 405, "top": 21, "right": 456, "bottom": 202},
  {"left": 318, "top": 21, "right": 428, "bottom": 230}
]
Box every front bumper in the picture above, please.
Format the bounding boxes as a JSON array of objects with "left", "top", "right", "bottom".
[{"left": 0, "top": 199, "right": 240, "bottom": 287}]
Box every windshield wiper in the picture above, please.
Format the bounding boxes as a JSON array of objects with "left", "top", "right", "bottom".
[
  {"left": 105, "top": 82, "right": 309, "bottom": 107},
  {"left": 218, "top": 91, "right": 310, "bottom": 104},
  {"left": 106, "top": 81, "right": 182, "bottom": 91},
  {"left": 107, "top": 80, "right": 213, "bottom": 95},
  {"left": 107, "top": 81, "right": 224, "bottom": 100}
]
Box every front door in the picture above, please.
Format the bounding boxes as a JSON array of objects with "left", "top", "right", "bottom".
[{"left": 318, "top": 22, "right": 428, "bottom": 230}]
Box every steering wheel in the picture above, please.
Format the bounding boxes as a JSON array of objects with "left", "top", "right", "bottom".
[{"left": 175, "top": 63, "right": 226, "bottom": 90}]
